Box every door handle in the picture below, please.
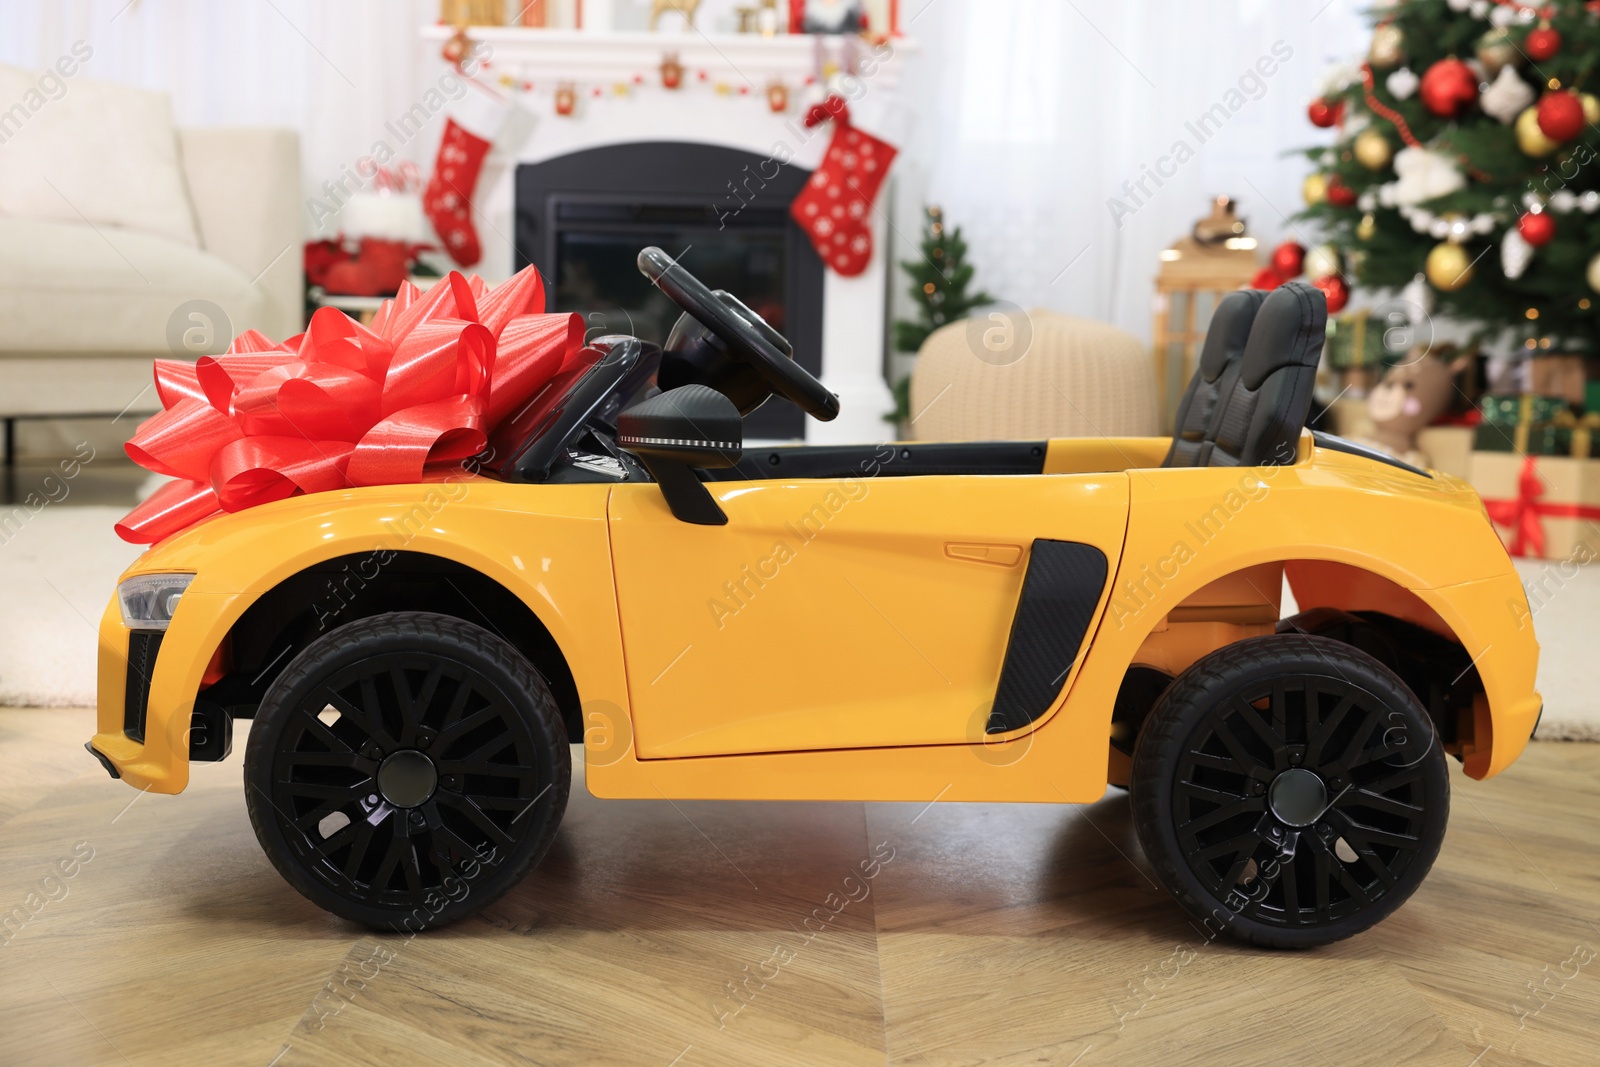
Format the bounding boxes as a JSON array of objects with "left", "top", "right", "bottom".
[{"left": 944, "top": 542, "right": 1024, "bottom": 567}]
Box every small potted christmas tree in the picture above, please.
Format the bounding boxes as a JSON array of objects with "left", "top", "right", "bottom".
[{"left": 890, "top": 206, "right": 993, "bottom": 429}]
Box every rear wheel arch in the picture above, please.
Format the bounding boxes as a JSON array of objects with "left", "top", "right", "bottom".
[
  {"left": 1109, "top": 558, "right": 1482, "bottom": 776},
  {"left": 212, "top": 552, "right": 583, "bottom": 743}
]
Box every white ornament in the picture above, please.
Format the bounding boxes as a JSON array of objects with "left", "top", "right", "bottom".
[
  {"left": 1388, "top": 147, "right": 1467, "bottom": 206},
  {"left": 1304, "top": 243, "right": 1341, "bottom": 279},
  {"left": 1551, "top": 190, "right": 1577, "bottom": 212},
  {"left": 1481, "top": 66, "right": 1535, "bottom": 125},
  {"left": 1447, "top": 215, "right": 1473, "bottom": 241},
  {"left": 1582, "top": 191, "right": 1600, "bottom": 213},
  {"left": 1502, "top": 228, "right": 1533, "bottom": 279},
  {"left": 1387, "top": 67, "right": 1419, "bottom": 101},
  {"left": 1523, "top": 191, "right": 1543, "bottom": 210},
  {"left": 1317, "top": 62, "right": 1363, "bottom": 97},
  {"left": 1489, "top": 3, "right": 1517, "bottom": 27},
  {"left": 1587, "top": 252, "right": 1600, "bottom": 292},
  {"left": 1358, "top": 190, "right": 1378, "bottom": 212},
  {"left": 1471, "top": 212, "right": 1497, "bottom": 234},
  {"left": 1446, "top": 0, "right": 1471, "bottom": 8},
  {"left": 1469, "top": 0, "right": 1490, "bottom": 16},
  {"left": 1401, "top": 273, "right": 1434, "bottom": 320},
  {"left": 1429, "top": 217, "right": 1452, "bottom": 239}
]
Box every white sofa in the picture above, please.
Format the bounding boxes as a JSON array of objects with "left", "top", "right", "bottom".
[{"left": 0, "top": 126, "right": 302, "bottom": 446}]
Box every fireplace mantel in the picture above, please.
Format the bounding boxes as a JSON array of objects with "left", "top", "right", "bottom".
[
  {"left": 426, "top": 26, "right": 915, "bottom": 443},
  {"left": 420, "top": 26, "right": 909, "bottom": 92}
]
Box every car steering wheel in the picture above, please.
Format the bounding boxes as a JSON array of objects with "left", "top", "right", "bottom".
[{"left": 637, "top": 246, "right": 840, "bottom": 422}]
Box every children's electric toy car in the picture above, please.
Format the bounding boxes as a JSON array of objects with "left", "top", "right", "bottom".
[{"left": 87, "top": 252, "right": 1540, "bottom": 947}]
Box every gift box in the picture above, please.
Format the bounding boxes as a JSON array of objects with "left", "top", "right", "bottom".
[
  {"left": 1416, "top": 425, "right": 1473, "bottom": 478},
  {"left": 1470, "top": 452, "right": 1600, "bottom": 561},
  {"left": 1471, "top": 393, "right": 1571, "bottom": 452},
  {"left": 1528, "top": 354, "right": 1587, "bottom": 407},
  {"left": 1324, "top": 312, "right": 1406, "bottom": 373}
]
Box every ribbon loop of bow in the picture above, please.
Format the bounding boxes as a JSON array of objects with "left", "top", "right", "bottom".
[{"left": 116, "top": 266, "right": 582, "bottom": 544}]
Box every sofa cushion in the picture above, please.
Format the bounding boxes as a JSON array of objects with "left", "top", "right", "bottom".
[
  {"left": 0, "top": 64, "right": 199, "bottom": 248},
  {"left": 0, "top": 217, "right": 271, "bottom": 355}
]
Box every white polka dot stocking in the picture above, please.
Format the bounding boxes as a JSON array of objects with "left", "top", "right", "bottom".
[{"left": 788, "top": 96, "right": 898, "bottom": 276}]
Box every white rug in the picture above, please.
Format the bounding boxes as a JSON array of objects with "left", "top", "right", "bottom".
[
  {"left": 0, "top": 506, "right": 142, "bottom": 707},
  {"left": 1, "top": 505, "right": 1595, "bottom": 740}
]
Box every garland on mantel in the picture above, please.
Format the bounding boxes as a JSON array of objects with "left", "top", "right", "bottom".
[{"left": 441, "top": 25, "right": 882, "bottom": 116}]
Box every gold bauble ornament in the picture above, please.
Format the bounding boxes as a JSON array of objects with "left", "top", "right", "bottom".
[
  {"left": 1583, "top": 93, "right": 1600, "bottom": 125},
  {"left": 1476, "top": 28, "right": 1519, "bottom": 77},
  {"left": 1304, "top": 243, "right": 1342, "bottom": 279},
  {"left": 1426, "top": 242, "right": 1474, "bottom": 291},
  {"left": 1302, "top": 172, "right": 1329, "bottom": 206},
  {"left": 1357, "top": 212, "right": 1377, "bottom": 241},
  {"left": 1516, "top": 106, "right": 1559, "bottom": 156},
  {"left": 1354, "top": 128, "right": 1394, "bottom": 170},
  {"left": 1587, "top": 252, "right": 1600, "bottom": 293},
  {"left": 1369, "top": 23, "right": 1405, "bottom": 69}
]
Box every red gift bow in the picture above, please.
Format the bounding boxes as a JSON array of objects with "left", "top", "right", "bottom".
[
  {"left": 116, "top": 266, "right": 582, "bottom": 544},
  {"left": 1482, "top": 454, "right": 1600, "bottom": 559}
]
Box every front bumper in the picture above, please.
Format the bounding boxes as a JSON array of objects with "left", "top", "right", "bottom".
[{"left": 89, "top": 589, "right": 239, "bottom": 793}]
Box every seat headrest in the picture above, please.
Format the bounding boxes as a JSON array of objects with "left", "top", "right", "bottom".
[
  {"left": 1240, "top": 282, "right": 1328, "bottom": 390},
  {"left": 1198, "top": 289, "right": 1266, "bottom": 381}
]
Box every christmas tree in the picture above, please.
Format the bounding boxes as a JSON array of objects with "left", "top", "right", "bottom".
[
  {"left": 1294, "top": 0, "right": 1600, "bottom": 367},
  {"left": 891, "top": 206, "right": 993, "bottom": 422}
]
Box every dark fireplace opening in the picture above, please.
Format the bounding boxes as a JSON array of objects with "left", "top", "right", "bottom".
[{"left": 515, "top": 143, "right": 825, "bottom": 439}]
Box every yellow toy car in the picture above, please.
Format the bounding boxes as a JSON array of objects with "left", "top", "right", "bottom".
[{"left": 88, "top": 252, "right": 1540, "bottom": 947}]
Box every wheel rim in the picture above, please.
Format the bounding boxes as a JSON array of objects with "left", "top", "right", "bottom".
[
  {"left": 265, "top": 652, "right": 544, "bottom": 911},
  {"left": 1171, "top": 675, "right": 1435, "bottom": 929}
]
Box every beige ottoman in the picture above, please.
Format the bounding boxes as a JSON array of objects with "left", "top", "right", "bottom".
[{"left": 907, "top": 309, "right": 1158, "bottom": 441}]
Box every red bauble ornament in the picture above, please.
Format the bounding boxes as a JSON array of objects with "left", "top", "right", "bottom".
[
  {"left": 1250, "top": 267, "right": 1286, "bottom": 290},
  {"left": 1419, "top": 57, "right": 1479, "bottom": 118},
  {"left": 1312, "top": 274, "right": 1350, "bottom": 314},
  {"left": 1271, "top": 240, "right": 1306, "bottom": 277},
  {"left": 1537, "top": 90, "right": 1585, "bottom": 142},
  {"left": 1525, "top": 25, "right": 1561, "bottom": 62},
  {"left": 1325, "top": 176, "right": 1358, "bottom": 207},
  {"left": 1518, "top": 210, "right": 1557, "bottom": 247},
  {"left": 1308, "top": 98, "right": 1344, "bottom": 128}
]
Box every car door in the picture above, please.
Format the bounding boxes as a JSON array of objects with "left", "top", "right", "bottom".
[{"left": 606, "top": 468, "right": 1129, "bottom": 758}]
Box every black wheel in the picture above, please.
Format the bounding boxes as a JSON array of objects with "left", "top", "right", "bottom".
[
  {"left": 1130, "top": 634, "right": 1448, "bottom": 949},
  {"left": 244, "top": 612, "right": 569, "bottom": 929}
]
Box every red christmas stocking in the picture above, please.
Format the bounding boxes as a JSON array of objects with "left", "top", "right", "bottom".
[
  {"left": 422, "top": 90, "right": 507, "bottom": 267},
  {"left": 789, "top": 95, "right": 899, "bottom": 276}
]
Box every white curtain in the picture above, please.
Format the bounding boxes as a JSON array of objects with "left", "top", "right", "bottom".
[
  {"left": 1, "top": 0, "right": 437, "bottom": 237},
  {"left": 892, "top": 0, "right": 1369, "bottom": 341}
]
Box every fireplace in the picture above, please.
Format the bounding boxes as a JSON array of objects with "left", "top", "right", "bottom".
[{"left": 515, "top": 142, "right": 824, "bottom": 439}]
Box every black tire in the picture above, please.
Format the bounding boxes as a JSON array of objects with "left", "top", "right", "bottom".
[
  {"left": 244, "top": 612, "right": 569, "bottom": 930},
  {"left": 1130, "top": 634, "right": 1448, "bottom": 949}
]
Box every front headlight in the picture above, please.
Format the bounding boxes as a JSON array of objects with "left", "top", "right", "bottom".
[{"left": 117, "top": 573, "right": 195, "bottom": 631}]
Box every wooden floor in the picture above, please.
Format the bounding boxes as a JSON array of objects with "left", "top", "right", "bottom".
[{"left": 2, "top": 709, "right": 1597, "bottom": 1067}]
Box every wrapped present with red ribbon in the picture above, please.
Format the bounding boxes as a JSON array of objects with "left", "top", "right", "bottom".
[
  {"left": 1473, "top": 452, "right": 1600, "bottom": 562},
  {"left": 116, "top": 266, "right": 582, "bottom": 545}
]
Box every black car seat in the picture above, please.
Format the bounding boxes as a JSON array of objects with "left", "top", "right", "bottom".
[
  {"left": 1162, "top": 282, "right": 1327, "bottom": 468},
  {"left": 1162, "top": 288, "right": 1265, "bottom": 467}
]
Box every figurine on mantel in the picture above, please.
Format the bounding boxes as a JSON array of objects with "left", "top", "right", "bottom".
[{"left": 1352, "top": 349, "right": 1472, "bottom": 469}]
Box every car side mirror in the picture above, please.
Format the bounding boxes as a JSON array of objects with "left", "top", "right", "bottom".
[{"left": 617, "top": 385, "right": 742, "bottom": 525}]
